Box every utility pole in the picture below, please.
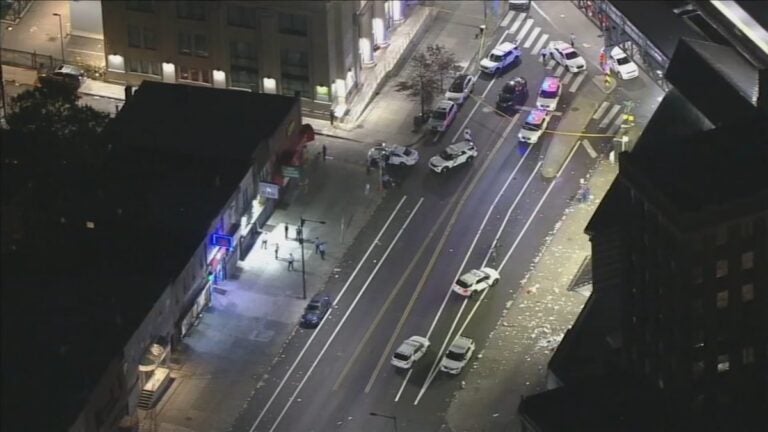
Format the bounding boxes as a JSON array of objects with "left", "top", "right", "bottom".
[
  {"left": 298, "top": 217, "right": 326, "bottom": 299},
  {"left": 52, "top": 13, "right": 65, "bottom": 64}
]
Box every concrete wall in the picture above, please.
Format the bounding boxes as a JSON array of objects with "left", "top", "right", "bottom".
[{"left": 70, "top": 0, "right": 103, "bottom": 39}]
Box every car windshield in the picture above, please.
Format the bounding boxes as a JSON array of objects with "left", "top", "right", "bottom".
[
  {"left": 564, "top": 51, "right": 580, "bottom": 60},
  {"left": 489, "top": 53, "right": 504, "bottom": 63},
  {"left": 394, "top": 352, "right": 411, "bottom": 361},
  {"left": 540, "top": 89, "right": 559, "bottom": 99},
  {"left": 306, "top": 303, "right": 320, "bottom": 311},
  {"left": 402, "top": 148, "right": 413, "bottom": 156},
  {"left": 446, "top": 349, "right": 465, "bottom": 361},
  {"left": 433, "top": 110, "right": 447, "bottom": 120},
  {"left": 616, "top": 56, "right": 631, "bottom": 66},
  {"left": 522, "top": 122, "right": 541, "bottom": 132},
  {"left": 439, "top": 150, "right": 456, "bottom": 160},
  {"left": 449, "top": 78, "right": 466, "bottom": 92},
  {"left": 456, "top": 278, "right": 472, "bottom": 288}
]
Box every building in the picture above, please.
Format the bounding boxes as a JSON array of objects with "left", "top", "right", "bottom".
[
  {"left": 101, "top": 0, "right": 414, "bottom": 117},
  {"left": 1, "top": 82, "right": 311, "bottom": 431},
  {"left": 519, "top": 38, "right": 767, "bottom": 431}
]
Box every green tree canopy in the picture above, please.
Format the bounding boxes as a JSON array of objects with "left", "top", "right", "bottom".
[{"left": 394, "top": 44, "right": 462, "bottom": 116}]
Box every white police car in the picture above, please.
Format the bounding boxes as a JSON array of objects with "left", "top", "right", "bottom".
[
  {"left": 535, "top": 77, "right": 561, "bottom": 111},
  {"left": 518, "top": 109, "right": 551, "bottom": 144},
  {"left": 547, "top": 41, "right": 586, "bottom": 73},
  {"left": 480, "top": 41, "right": 521, "bottom": 75},
  {"left": 429, "top": 141, "right": 478, "bottom": 173},
  {"left": 608, "top": 46, "right": 639, "bottom": 80}
]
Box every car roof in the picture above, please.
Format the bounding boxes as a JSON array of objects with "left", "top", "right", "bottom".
[
  {"left": 495, "top": 41, "right": 518, "bottom": 52},
  {"left": 453, "top": 74, "right": 470, "bottom": 82},
  {"left": 526, "top": 109, "right": 548, "bottom": 124},
  {"left": 447, "top": 142, "right": 473, "bottom": 153},
  {"left": 550, "top": 41, "right": 573, "bottom": 52},
  {"left": 435, "top": 100, "right": 455, "bottom": 111},
  {"left": 610, "top": 46, "right": 627, "bottom": 58},
  {"left": 450, "top": 336, "right": 473, "bottom": 351},
  {"left": 397, "top": 338, "right": 423, "bottom": 354},
  {"left": 56, "top": 64, "right": 84, "bottom": 75},
  {"left": 541, "top": 76, "right": 561, "bottom": 91}
]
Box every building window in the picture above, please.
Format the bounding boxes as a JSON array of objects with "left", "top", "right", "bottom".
[
  {"left": 279, "top": 13, "right": 308, "bottom": 36},
  {"left": 715, "top": 259, "right": 728, "bottom": 278},
  {"left": 741, "top": 251, "right": 754, "bottom": 270},
  {"left": 742, "top": 346, "right": 755, "bottom": 364},
  {"left": 281, "top": 74, "right": 311, "bottom": 98},
  {"left": 230, "top": 66, "right": 259, "bottom": 90},
  {"left": 179, "top": 33, "right": 208, "bottom": 57},
  {"left": 128, "top": 25, "right": 141, "bottom": 48},
  {"left": 716, "top": 290, "right": 728, "bottom": 309},
  {"left": 715, "top": 225, "right": 728, "bottom": 245},
  {"left": 691, "top": 266, "right": 703, "bottom": 284},
  {"left": 143, "top": 28, "right": 156, "bottom": 50},
  {"left": 179, "top": 66, "right": 210, "bottom": 84},
  {"left": 127, "top": 25, "right": 155, "bottom": 50},
  {"left": 128, "top": 59, "right": 160, "bottom": 76},
  {"left": 227, "top": 5, "right": 260, "bottom": 28},
  {"left": 741, "top": 283, "right": 755, "bottom": 302},
  {"left": 230, "top": 41, "right": 258, "bottom": 61},
  {"left": 280, "top": 49, "right": 308, "bottom": 77},
  {"left": 177, "top": 1, "right": 206, "bottom": 21},
  {"left": 717, "top": 354, "right": 730, "bottom": 372},
  {"left": 126, "top": 0, "right": 153, "bottom": 13}
]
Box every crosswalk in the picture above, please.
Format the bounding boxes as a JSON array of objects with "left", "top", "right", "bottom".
[{"left": 592, "top": 101, "right": 630, "bottom": 134}]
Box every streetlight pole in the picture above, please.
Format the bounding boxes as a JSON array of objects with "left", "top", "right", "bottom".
[
  {"left": 52, "top": 13, "right": 65, "bottom": 64},
  {"left": 369, "top": 412, "right": 398, "bottom": 432},
  {"left": 299, "top": 217, "right": 326, "bottom": 299}
]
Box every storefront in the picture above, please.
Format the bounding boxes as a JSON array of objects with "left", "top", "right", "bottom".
[{"left": 136, "top": 336, "right": 172, "bottom": 410}]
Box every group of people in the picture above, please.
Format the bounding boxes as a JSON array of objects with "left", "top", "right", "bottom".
[{"left": 259, "top": 225, "right": 329, "bottom": 272}]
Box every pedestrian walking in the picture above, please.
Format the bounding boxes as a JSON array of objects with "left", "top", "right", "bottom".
[
  {"left": 295, "top": 225, "right": 302, "bottom": 241},
  {"left": 314, "top": 237, "right": 321, "bottom": 254},
  {"left": 274, "top": 243, "right": 280, "bottom": 259},
  {"left": 570, "top": 32, "right": 576, "bottom": 47},
  {"left": 284, "top": 224, "right": 289, "bottom": 239},
  {"left": 540, "top": 48, "right": 548, "bottom": 63},
  {"left": 329, "top": 109, "right": 335, "bottom": 126},
  {"left": 322, "top": 144, "right": 327, "bottom": 161},
  {"left": 287, "top": 253, "right": 295, "bottom": 271},
  {"left": 463, "top": 127, "right": 473, "bottom": 143},
  {"left": 319, "top": 242, "right": 326, "bottom": 260},
  {"left": 261, "top": 234, "right": 268, "bottom": 250}
]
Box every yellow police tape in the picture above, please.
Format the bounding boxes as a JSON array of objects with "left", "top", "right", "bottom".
[{"left": 467, "top": 93, "right": 617, "bottom": 138}]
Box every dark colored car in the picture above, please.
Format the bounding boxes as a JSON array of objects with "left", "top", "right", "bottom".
[
  {"left": 37, "top": 64, "right": 86, "bottom": 89},
  {"left": 496, "top": 77, "right": 528, "bottom": 114},
  {"left": 300, "top": 292, "right": 332, "bottom": 328}
]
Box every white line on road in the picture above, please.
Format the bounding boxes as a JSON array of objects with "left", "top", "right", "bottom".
[
  {"left": 592, "top": 101, "right": 610, "bottom": 120},
  {"left": 553, "top": 65, "right": 564, "bottom": 76},
  {"left": 249, "top": 196, "right": 409, "bottom": 432},
  {"left": 581, "top": 138, "right": 598, "bottom": 158},
  {"left": 509, "top": 13, "right": 526, "bottom": 33},
  {"left": 451, "top": 75, "right": 498, "bottom": 143},
  {"left": 598, "top": 105, "right": 622, "bottom": 129},
  {"left": 569, "top": 72, "right": 587, "bottom": 92},
  {"left": 514, "top": 19, "right": 534, "bottom": 43},
  {"left": 607, "top": 111, "right": 627, "bottom": 135},
  {"left": 545, "top": 59, "right": 556, "bottom": 69},
  {"left": 531, "top": 1, "right": 551, "bottom": 22},
  {"left": 562, "top": 72, "right": 574, "bottom": 85},
  {"left": 500, "top": 11, "right": 515, "bottom": 27},
  {"left": 523, "top": 26, "right": 541, "bottom": 48},
  {"left": 530, "top": 33, "right": 549, "bottom": 55},
  {"left": 266, "top": 198, "right": 424, "bottom": 432}
]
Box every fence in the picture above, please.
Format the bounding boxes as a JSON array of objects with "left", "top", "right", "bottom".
[{"left": 1, "top": 47, "right": 106, "bottom": 80}]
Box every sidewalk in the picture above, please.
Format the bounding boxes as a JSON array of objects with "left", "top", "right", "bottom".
[
  {"left": 444, "top": 158, "right": 619, "bottom": 432},
  {"left": 144, "top": 137, "right": 384, "bottom": 432}
]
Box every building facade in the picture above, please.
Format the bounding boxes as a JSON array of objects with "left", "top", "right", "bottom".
[{"left": 102, "top": 0, "right": 409, "bottom": 115}]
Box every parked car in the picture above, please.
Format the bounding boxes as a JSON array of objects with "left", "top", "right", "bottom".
[
  {"left": 480, "top": 41, "right": 521, "bottom": 75},
  {"left": 300, "top": 292, "right": 332, "bottom": 328},
  {"left": 508, "top": 0, "right": 531, "bottom": 11},
  {"left": 428, "top": 141, "right": 478, "bottom": 173},
  {"left": 367, "top": 143, "right": 419, "bottom": 166},
  {"left": 439, "top": 336, "right": 476, "bottom": 374},
  {"left": 37, "top": 64, "right": 86, "bottom": 89},
  {"left": 391, "top": 336, "right": 430, "bottom": 369},
  {"left": 535, "top": 76, "right": 562, "bottom": 111},
  {"left": 445, "top": 74, "right": 476, "bottom": 104},
  {"left": 452, "top": 267, "right": 500, "bottom": 297},
  {"left": 427, "top": 100, "right": 458, "bottom": 132},
  {"left": 518, "top": 109, "right": 551, "bottom": 144},
  {"left": 608, "top": 46, "right": 639, "bottom": 80},
  {"left": 496, "top": 77, "right": 528, "bottom": 114},
  {"left": 547, "top": 41, "right": 586, "bottom": 73}
]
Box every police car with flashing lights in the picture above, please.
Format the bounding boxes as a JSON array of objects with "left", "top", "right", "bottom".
[
  {"left": 536, "top": 77, "right": 561, "bottom": 111},
  {"left": 547, "top": 41, "right": 586, "bottom": 73},
  {"left": 480, "top": 41, "right": 521, "bottom": 75},
  {"left": 518, "top": 109, "right": 551, "bottom": 144}
]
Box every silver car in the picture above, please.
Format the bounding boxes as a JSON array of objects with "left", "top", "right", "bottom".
[{"left": 440, "top": 336, "right": 476, "bottom": 374}]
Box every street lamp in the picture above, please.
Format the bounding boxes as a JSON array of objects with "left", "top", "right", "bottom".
[
  {"left": 52, "top": 13, "right": 65, "bottom": 64},
  {"left": 298, "top": 217, "right": 326, "bottom": 299},
  {"left": 369, "top": 412, "right": 398, "bottom": 432}
]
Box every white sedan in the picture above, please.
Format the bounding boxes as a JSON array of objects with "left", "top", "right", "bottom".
[
  {"left": 608, "top": 47, "right": 639, "bottom": 80},
  {"left": 391, "top": 336, "right": 430, "bottom": 369},
  {"left": 452, "top": 267, "right": 500, "bottom": 296},
  {"left": 439, "top": 336, "right": 476, "bottom": 374},
  {"left": 367, "top": 144, "right": 419, "bottom": 166},
  {"left": 445, "top": 74, "right": 476, "bottom": 104},
  {"left": 547, "top": 41, "right": 586, "bottom": 73}
]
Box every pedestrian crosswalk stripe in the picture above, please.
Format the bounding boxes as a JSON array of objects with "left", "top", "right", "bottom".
[
  {"left": 530, "top": 34, "right": 549, "bottom": 55},
  {"left": 500, "top": 11, "right": 515, "bottom": 27},
  {"left": 515, "top": 19, "right": 534, "bottom": 42},
  {"left": 592, "top": 101, "right": 610, "bottom": 120},
  {"left": 523, "top": 27, "right": 541, "bottom": 48},
  {"left": 569, "top": 73, "right": 587, "bottom": 92},
  {"left": 509, "top": 13, "right": 526, "bottom": 33},
  {"left": 598, "top": 105, "right": 622, "bottom": 129},
  {"left": 553, "top": 65, "right": 565, "bottom": 76},
  {"left": 607, "top": 113, "right": 626, "bottom": 135},
  {"left": 545, "top": 59, "right": 556, "bottom": 69},
  {"left": 562, "top": 72, "right": 574, "bottom": 85}
]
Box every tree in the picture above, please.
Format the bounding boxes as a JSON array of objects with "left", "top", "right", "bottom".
[
  {"left": 394, "top": 44, "right": 461, "bottom": 117},
  {"left": 6, "top": 80, "right": 110, "bottom": 169}
]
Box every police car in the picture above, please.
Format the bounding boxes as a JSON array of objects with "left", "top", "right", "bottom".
[
  {"left": 429, "top": 141, "right": 478, "bottom": 173},
  {"left": 535, "top": 77, "right": 561, "bottom": 111},
  {"left": 427, "top": 100, "right": 458, "bottom": 132},
  {"left": 518, "top": 109, "right": 551, "bottom": 144},
  {"left": 547, "top": 41, "right": 586, "bottom": 73},
  {"left": 480, "top": 41, "right": 521, "bottom": 75}
]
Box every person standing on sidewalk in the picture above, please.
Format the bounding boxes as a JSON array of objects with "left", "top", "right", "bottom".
[
  {"left": 314, "top": 237, "right": 321, "bottom": 254},
  {"left": 284, "top": 224, "right": 289, "bottom": 239},
  {"left": 261, "top": 233, "right": 269, "bottom": 250},
  {"left": 319, "top": 243, "right": 326, "bottom": 260},
  {"left": 287, "top": 253, "right": 295, "bottom": 271},
  {"left": 322, "top": 144, "right": 327, "bottom": 161},
  {"left": 570, "top": 32, "right": 576, "bottom": 47},
  {"left": 274, "top": 243, "right": 280, "bottom": 259}
]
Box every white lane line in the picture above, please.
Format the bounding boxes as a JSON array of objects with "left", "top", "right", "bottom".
[
  {"left": 266, "top": 198, "right": 424, "bottom": 432},
  {"left": 415, "top": 160, "right": 543, "bottom": 405},
  {"left": 562, "top": 72, "right": 574, "bottom": 85},
  {"left": 514, "top": 19, "right": 534, "bottom": 43},
  {"left": 545, "top": 59, "right": 556, "bottom": 69},
  {"left": 553, "top": 65, "right": 565, "bottom": 76},
  {"left": 498, "top": 139, "right": 583, "bottom": 271},
  {"left": 249, "top": 196, "right": 409, "bottom": 432},
  {"left": 523, "top": 27, "right": 541, "bottom": 48},
  {"left": 500, "top": 11, "right": 515, "bottom": 27},
  {"left": 509, "top": 13, "right": 526, "bottom": 33},
  {"left": 497, "top": 29, "right": 510, "bottom": 47},
  {"left": 581, "top": 139, "right": 598, "bottom": 158},
  {"left": 530, "top": 33, "right": 549, "bottom": 55},
  {"left": 569, "top": 73, "right": 587, "bottom": 92},
  {"left": 450, "top": 74, "right": 499, "bottom": 143},
  {"left": 598, "top": 105, "right": 622, "bottom": 129},
  {"left": 592, "top": 101, "right": 610, "bottom": 120},
  {"left": 531, "top": 0, "right": 551, "bottom": 22},
  {"left": 607, "top": 112, "right": 627, "bottom": 135}
]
